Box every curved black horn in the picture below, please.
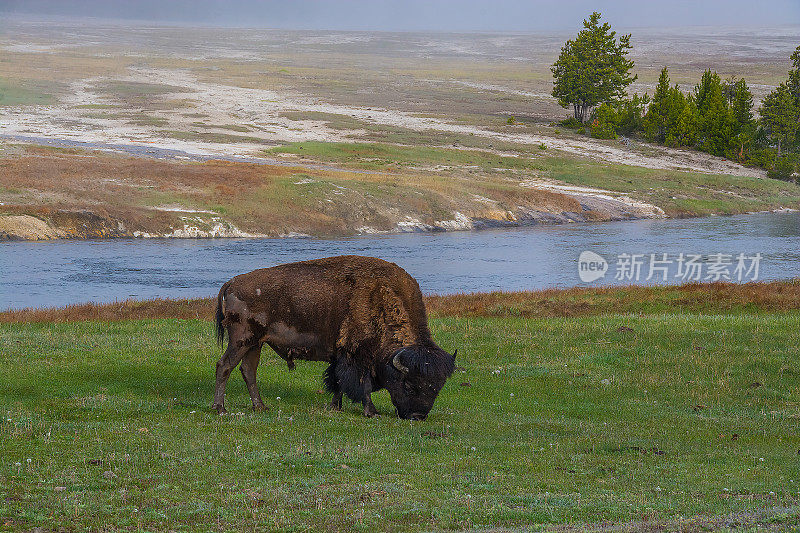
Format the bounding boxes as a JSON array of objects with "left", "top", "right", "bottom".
[
  {"left": 392, "top": 351, "right": 409, "bottom": 374},
  {"left": 452, "top": 349, "right": 457, "bottom": 359}
]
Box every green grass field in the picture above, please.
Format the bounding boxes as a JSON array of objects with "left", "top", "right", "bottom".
[
  {"left": 2, "top": 309, "right": 799, "bottom": 531},
  {"left": 269, "top": 141, "right": 800, "bottom": 217},
  {"left": 0, "top": 79, "right": 56, "bottom": 106}
]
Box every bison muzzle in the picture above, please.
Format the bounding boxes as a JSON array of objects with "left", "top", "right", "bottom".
[{"left": 212, "top": 255, "right": 456, "bottom": 420}]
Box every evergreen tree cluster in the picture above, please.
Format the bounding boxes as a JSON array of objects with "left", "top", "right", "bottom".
[
  {"left": 551, "top": 12, "right": 800, "bottom": 181},
  {"left": 589, "top": 55, "right": 799, "bottom": 180}
]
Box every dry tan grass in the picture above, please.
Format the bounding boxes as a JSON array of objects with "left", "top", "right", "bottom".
[
  {"left": 0, "top": 297, "right": 216, "bottom": 324},
  {"left": 426, "top": 280, "right": 800, "bottom": 318},
  {"left": 0, "top": 147, "right": 586, "bottom": 237},
  {"left": 0, "top": 148, "right": 381, "bottom": 235},
  {"left": 3, "top": 281, "right": 798, "bottom": 324}
]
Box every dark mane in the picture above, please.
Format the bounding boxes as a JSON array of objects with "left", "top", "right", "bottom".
[{"left": 391, "top": 344, "right": 454, "bottom": 378}]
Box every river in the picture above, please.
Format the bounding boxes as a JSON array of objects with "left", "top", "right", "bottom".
[{"left": 2, "top": 211, "right": 799, "bottom": 310}]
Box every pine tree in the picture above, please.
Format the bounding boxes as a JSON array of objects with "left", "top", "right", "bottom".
[
  {"left": 670, "top": 98, "right": 697, "bottom": 148},
  {"left": 730, "top": 78, "right": 754, "bottom": 127},
  {"left": 551, "top": 12, "right": 637, "bottom": 123},
  {"left": 728, "top": 78, "right": 755, "bottom": 162},
  {"left": 693, "top": 70, "right": 735, "bottom": 156},
  {"left": 643, "top": 67, "right": 671, "bottom": 142},
  {"left": 616, "top": 93, "right": 649, "bottom": 135},
  {"left": 664, "top": 87, "right": 695, "bottom": 147},
  {"left": 590, "top": 102, "right": 619, "bottom": 139},
  {"left": 787, "top": 45, "right": 800, "bottom": 102},
  {"left": 760, "top": 83, "right": 800, "bottom": 157}
]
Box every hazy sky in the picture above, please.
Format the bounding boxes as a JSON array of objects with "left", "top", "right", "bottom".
[{"left": 1, "top": 0, "right": 799, "bottom": 32}]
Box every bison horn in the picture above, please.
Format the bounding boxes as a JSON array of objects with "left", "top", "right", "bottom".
[
  {"left": 452, "top": 349, "right": 457, "bottom": 359},
  {"left": 392, "top": 351, "right": 409, "bottom": 374}
]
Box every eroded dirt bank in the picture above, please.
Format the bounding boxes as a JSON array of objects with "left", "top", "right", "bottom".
[
  {"left": 0, "top": 195, "right": 663, "bottom": 241},
  {"left": 0, "top": 144, "right": 672, "bottom": 241}
]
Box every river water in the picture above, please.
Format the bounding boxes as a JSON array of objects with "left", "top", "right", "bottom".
[{"left": 2, "top": 211, "right": 799, "bottom": 310}]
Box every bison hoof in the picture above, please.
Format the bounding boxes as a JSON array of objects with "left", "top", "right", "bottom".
[
  {"left": 252, "top": 403, "right": 267, "bottom": 412},
  {"left": 212, "top": 404, "right": 227, "bottom": 415},
  {"left": 363, "top": 407, "right": 379, "bottom": 418}
]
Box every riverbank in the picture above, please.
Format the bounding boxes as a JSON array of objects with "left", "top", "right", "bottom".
[
  {"left": 1, "top": 141, "right": 798, "bottom": 241},
  {"left": 2, "top": 282, "right": 798, "bottom": 531}
]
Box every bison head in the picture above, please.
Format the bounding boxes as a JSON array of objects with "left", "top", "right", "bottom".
[{"left": 383, "top": 345, "right": 456, "bottom": 420}]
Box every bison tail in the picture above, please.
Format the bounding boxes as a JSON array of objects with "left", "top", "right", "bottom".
[{"left": 214, "top": 281, "right": 230, "bottom": 347}]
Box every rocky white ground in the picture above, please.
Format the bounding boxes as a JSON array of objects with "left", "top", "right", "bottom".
[{"left": 0, "top": 66, "right": 766, "bottom": 178}]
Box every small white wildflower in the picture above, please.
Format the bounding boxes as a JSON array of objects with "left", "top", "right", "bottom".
[
  {"left": 471, "top": 447, "right": 476, "bottom": 451},
  {"left": 759, "top": 457, "right": 765, "bottom": 462},
  {"left": 276, "top": 397, "right": 281, "bottom": 401},
  {"left": 26, "top": 458, "right": 31, "bottom": 464},
  {"left": 189, "top": 410, "right": 196, "bottom": 414},
  {"left": 14, "top": 462, "right": 21, "bottom": 467}
]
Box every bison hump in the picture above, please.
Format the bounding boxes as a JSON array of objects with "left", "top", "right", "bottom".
[{"left": 336, "top": 284, "right": 419, "bottom": 354}]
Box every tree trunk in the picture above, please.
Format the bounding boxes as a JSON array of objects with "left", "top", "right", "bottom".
[{"left": 573, "top": 103, "right": 589, "bottom": 124}]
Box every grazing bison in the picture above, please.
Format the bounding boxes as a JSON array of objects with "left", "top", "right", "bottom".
[{"left": 212, "top": 255, "right": 456, "bottom": 420}]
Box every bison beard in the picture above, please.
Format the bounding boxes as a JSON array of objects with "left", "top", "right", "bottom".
[{"left": 212, "top": 256, "right": 456, "bottom": 420}]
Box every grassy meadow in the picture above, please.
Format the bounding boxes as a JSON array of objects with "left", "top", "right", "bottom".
[
  {"left": 271, "top": 141, "right": 800, "bottom": 218},
  {"left": 2, "top": 284, "right": 799, "bottom": 531}
]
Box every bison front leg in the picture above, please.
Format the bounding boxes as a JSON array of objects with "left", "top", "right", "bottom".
[
  {"left": 240, "top": 347, "right": 266, "bottom": 412},
  {"left": 323, "top": 360, "right": 343, "bottom": 411},
  {"left": 212, "top": 343, "right": 252, "bottom": 415},
  {"left": 361, "top": 377, "right": 378, "bottom": 417},
  {"left": 330, "top": 392, "right": 343, "bottom": 411}
]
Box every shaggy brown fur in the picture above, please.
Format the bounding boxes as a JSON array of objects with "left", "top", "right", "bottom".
[{"left": 212, "top": 256, "right": 455, "bottom": 419}]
